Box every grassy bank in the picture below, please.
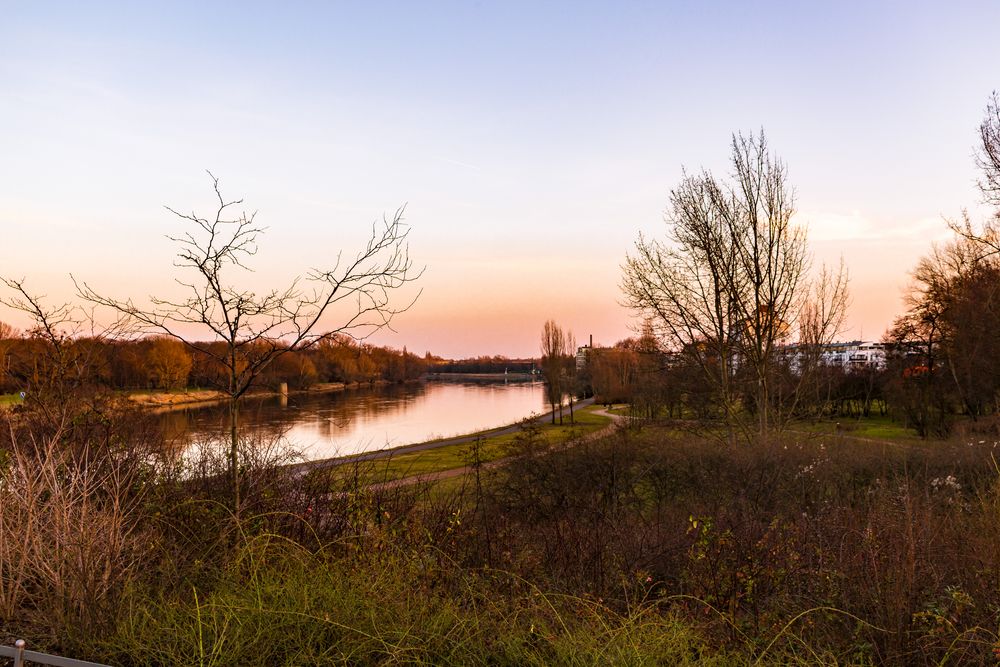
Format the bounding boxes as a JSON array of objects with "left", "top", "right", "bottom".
[{"left": 360, "top": 405, "right": 612, "bottom": 482}]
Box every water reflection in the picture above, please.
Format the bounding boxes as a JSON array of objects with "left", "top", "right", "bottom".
[{"left": 159, "top": 380, "right": 548, "bottom": 460}]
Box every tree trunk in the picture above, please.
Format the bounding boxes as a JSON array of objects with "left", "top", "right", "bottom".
[
  {"left": 230, "top": 395, "right": 240, "bottom": 518},
  {"left": 758, "top": 375, "right": 768, "bottom": 443}
]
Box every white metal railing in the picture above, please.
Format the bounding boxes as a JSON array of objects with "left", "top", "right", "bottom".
[{"left": 0, "top": 641, "right": 109, "bottom": 667}]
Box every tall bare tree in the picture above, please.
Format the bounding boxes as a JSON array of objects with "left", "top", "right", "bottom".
[
  {"left": 794, "top": 260, "right": 851, "bottom": 417},
  {"left": 563, "top": 330, "right": 577, "bottom": 424},
  {"left": 540, "top": 320, "right": 572, "bottom": 424},
  {"left": 622, "top": 168, "right": 744, "bottom": 439},
  {"left": 951, "top": 91, "right": 1000, "bottom": 254},
  {"left": 977, "top": 90, "right": 1000, "bottom": 211},
  {"left": 78, "top": 173, "right": 419, "bottom": 513},
  {"left": 623, "top": 131, "right": 822, "bottom": 442}
]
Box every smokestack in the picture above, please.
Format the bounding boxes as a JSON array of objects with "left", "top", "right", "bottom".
[{"left": 589, "top": 334, "right": 593, "bottom": 348}]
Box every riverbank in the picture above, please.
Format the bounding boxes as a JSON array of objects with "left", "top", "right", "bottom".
[
  {"left": 291, "top": 397, "right": 602, "bottom": 479},
  {"left": 364, "top": 404, "right": 621, "bottom": 490},
  {"left": 127, "top": 380, "right": 401, "bottom": 410}
]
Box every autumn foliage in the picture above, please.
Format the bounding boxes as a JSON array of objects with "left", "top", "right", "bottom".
[{"left": 0, "top": 330, "right": 433, "bottom": 395}]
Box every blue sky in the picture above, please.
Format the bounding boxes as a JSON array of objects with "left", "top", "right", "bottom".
[{"left": 2, "top": 1, "right": 999, "bottom": 356}]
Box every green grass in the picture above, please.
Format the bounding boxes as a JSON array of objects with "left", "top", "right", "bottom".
[
  {"left": 381, "top": 406, "right": 610, "bottom": 479},
  {"left": 613, "top": 399, "right": 922, "bottom": 443},
  {"left": 101, "top": 536, "right": 732, "bottom": 667},
  {"left": 315, "top": 406, "right": 614, "bottom": 486},
  {"left": 798, "top": 413, "right": 918, "bottom": 441},
  {"left": 0, "top": 393, "right": 23, "bottom": 407}
]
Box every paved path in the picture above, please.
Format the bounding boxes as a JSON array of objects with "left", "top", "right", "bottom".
[{"left": 289, "top": 397, "right": 597, "bottom": 478}]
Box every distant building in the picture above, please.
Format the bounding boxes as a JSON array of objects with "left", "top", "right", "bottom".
[
  {"left": 576, "top": 334, "right": 594, "bottom": 370},
  {"left": 821, "top": 341, "right": 886, "bottom": 369},
  {"left": 784, "top": 340, "right": 886, "bottom": 371}
]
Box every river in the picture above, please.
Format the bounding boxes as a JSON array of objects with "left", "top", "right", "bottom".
[{"left": 158, "top": 379, "right": 549, "bottom": 460}]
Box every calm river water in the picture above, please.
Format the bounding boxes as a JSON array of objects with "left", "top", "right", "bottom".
[{"left": 158, "top": 379, "right": 548, "bottom": 460}]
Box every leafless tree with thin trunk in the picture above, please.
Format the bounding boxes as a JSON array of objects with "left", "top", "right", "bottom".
[
  {"left": 793, "top": 259, "right": 851, "bottom": 417},
  {"left": 564, "top": 330, "right": 577, "bottom": 423},
  {"left": 540, "top": 320, "right": 573, "bottom": 425},
  {"left": 725, "top": 132, "right": 809, "bottom": 438},
  {"left": 77, "top": 172, "right": 420, "bottom": 515}
]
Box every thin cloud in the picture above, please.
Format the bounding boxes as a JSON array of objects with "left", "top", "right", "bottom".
[{"left": 803, "top": 210, "right": 951, "bottom": 242}]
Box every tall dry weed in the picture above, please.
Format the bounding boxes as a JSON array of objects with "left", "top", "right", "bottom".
[{"left": 0, "top": 423, "right": 150, "bottom": 648}]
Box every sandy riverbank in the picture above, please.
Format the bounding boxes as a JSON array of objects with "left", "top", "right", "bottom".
[{"left": 127, "top": 381, "right": 360, "bottom": 410}]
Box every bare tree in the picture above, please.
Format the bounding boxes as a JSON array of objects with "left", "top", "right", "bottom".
[
  {"left": 951, "top": 92, "right": 1000, "bottom": 254},
  {"left": 622, "top": 168, "right": 744, "bottom": 440},
  {"left": 540, "top": 320, "right": 572, "bottom": 424},
  {"left": 0, "top": 321, "right": 16, "bottom": 339},
  {"left": 623, "top": 131, "right": 817, "bottom": 442},
  {"left": 540, "top": 320, "right": 564, "bottom": 424},
  {"left": 0, "top": 278, "right": 126, "bottom": 416},
  {"left": 889, "top": 233, "right": 1000, "bottom": 433},
  {"left": 798, "top": 260, "right": 850, "bottom": 351},
  {"left": 794, "top": 260, "right": 851, "bottom": 416},
  {"left": 77, "top": 173, "right": 419, "bottom": 514},
  {"left": 564, "top": 329, "right": 577, "bottom": 424},
  {"left": 726, "top": 132, "right": 810, "bottom": 437},
  {"left": 977, "top": 90, "right": 1000, "bottom": 211},
  {"left": 0, "top": 320, "right": 18, "bottom": 385}
]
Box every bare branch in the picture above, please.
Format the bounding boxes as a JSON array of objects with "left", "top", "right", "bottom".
[
  {"left": 622, "top": 130, "right": 816, "bottom": 442},
  {"left": 75, "top": 174, "right": 420, "bottom": 514}
]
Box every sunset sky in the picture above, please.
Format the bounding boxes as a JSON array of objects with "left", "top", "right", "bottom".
[{"left": 2, "top": 2, "right": 999, "bottom": 358}]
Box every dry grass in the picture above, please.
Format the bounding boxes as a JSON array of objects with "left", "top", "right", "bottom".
[{"left": 0, "top": 423, "right": 151, "bottom": 649}]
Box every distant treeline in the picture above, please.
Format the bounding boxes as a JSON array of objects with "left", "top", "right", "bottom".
[
  {"left": 433, "top": 356, "right": 537, "bottom": 374},
  {"left": 0, "top": 329, "right": 437, "bottom": 394}
]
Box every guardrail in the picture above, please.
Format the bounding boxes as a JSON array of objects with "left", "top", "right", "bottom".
[{"left": 0, "top": 641, "right": 109, "bottom": 667}]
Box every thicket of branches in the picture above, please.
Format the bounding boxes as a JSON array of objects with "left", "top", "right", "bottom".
[
  {"left": 622, "top": 131, "right": 848, "bottom": 442},
  {"left": 879, "top": 91, "right": 1000, "bottom": 436}
]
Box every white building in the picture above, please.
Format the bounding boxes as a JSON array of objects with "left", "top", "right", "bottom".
[
  {"left": 782, "top": 340, "right": 886, "bottom": 371},
  {"left": 818, "top": 341, "right": 886, "bottom": 370}
]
